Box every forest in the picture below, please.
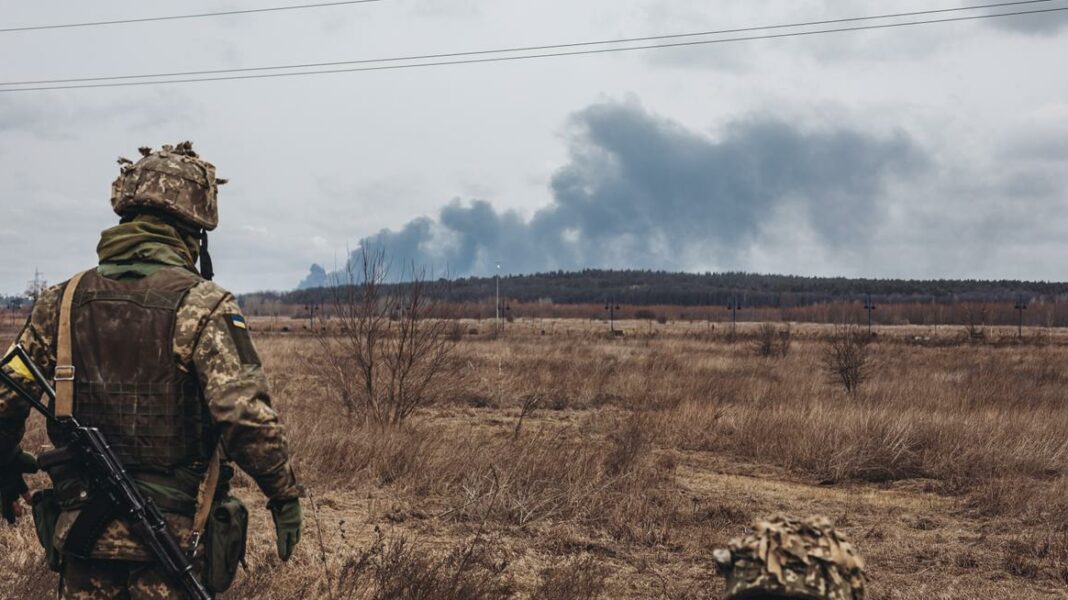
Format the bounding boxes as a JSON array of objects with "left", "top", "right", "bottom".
[{"left": 257, "top": 269, "right": 1068, "bottom": 308}]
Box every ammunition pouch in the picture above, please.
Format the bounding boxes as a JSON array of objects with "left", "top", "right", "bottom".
[
  {"left": 203, "top": 496, "right": 249, "bottom": 593},
  {"left": 30, "top": 489, "right": 62, "bottom": 572},
  {"left": 38, "top": 446, "right": 90, "bottom": 511},
  {"left": 38, "top": 445, "right": 108, "bottom": 558},
  {"left": 36, "top": 445, "right": 198, "bottom": 559}
]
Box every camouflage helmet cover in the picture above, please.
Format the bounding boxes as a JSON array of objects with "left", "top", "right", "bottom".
[
  {"left": 714, "top": 515, "right": 866, "bottom": 600},
  {"left": 111, "top": 141, "right": 226, "bottom": 231}
]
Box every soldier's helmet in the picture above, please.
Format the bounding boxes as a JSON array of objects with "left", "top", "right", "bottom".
[
  {"left": 111, "top": 141, "right": 226, "bottom": 231},
  {"left": 714, "top": 515, "right": 866, "bottom": 600}
]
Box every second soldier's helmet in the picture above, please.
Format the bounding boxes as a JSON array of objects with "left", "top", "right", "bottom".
[
  {"left": 714, "top": 515, "right": 866, "bottom": 600},
  {"left": 111, "top": 141, "right": 226, "bottom": 231}
]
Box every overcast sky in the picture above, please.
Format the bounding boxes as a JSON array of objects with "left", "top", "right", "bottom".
[{"left": 1, "top": 0, "right": 1066, "bottom": 294}]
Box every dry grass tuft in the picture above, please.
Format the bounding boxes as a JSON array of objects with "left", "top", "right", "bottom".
[
  {"left": 533, "top": 555, "right": 610, "bottom": 600},
  {"left": 333, "top": 530, "right": 515, "bottom": 600}
]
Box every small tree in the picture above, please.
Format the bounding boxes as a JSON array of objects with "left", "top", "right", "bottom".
[
  {"left": 963, "top": 305, "right": 987, "bottom": 343},
  {"left": 752, "top": 322, "right": 792, "bottom": 358},
  {"left": 824, "top": 327, "right": 874, "bottom": 394},
  {"left": 311, "top": 248, "right": 460, "bottom": 425}
]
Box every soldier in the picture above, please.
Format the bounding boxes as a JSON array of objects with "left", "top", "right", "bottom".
[
  {"left": 0, "top": 142, "right": 303, "bottom": 598},
  {"left": 714, "top": 515, "right": 866, "bottom": 600}
]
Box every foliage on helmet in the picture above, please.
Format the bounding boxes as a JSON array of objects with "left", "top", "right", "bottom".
[
  {"left": 111, "top": 141, "right": 227, "bottom": 231},
  {"left": 714, "top": 515, "right": 866, "bottom": 600}
]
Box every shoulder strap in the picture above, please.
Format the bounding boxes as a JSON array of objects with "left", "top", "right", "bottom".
[
  {"left": 55, "top": 270, "right": 90, "bottom": 418},
  {"left": 190, "top": 445, "right": 222, "bottom": 554}
]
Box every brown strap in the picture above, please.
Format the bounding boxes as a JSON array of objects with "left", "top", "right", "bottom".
[
  {"left": 191, "top": 445, "right": 222, "bottom": 553},
  {"left": 55, "top": 270, "right": 89, "bottom": 418}
]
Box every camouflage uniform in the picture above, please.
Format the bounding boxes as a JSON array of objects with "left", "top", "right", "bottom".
[
  {"left": 0, "top": 142, "right": 301, "bottom": 599},
  {"left": 713, "top": 515, "right": 866, "bottom": 600},
  {"left": 59, "top": 555, "right": 207, "bottom": 600}
]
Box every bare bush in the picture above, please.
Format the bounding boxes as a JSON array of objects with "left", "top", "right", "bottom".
[
  {"left": 311, "top": 248, "right": 460, "bottom": 425},
  {"left": 964, "top": 305, "right": 988, "bottom": 343},
  {"left": 824, "top": 327, "right": 874, "bottom": 393},
  {"left": 752, "top": 322, "right": 792, "bottom": 357}
]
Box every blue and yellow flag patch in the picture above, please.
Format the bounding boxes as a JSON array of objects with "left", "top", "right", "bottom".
[
  {"left": 229, "top": 314, "right": 248, "bottom": 330},
  {"left": 223, "top": 314, "right": 261, "bottom": 365}
]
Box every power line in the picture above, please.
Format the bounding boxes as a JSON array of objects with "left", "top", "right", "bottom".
[
  {"left": 0, "top": 0, "right": 1052, "bottom": 87},
  {"left": 2, "top": 6, "right": 1064, "bottom": 93},
  {"left": 0, "top": 0, "right": 386, "bottom": 34}
]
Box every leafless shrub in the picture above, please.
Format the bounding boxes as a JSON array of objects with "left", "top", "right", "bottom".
[
  {"left": 311, "top": 248, "right": 461, "bottom": 425},
  {"left": 752, "top": 322, "right": 792, "bottom": 357},
  {"left": 963, "top": 305, "right": 988, "bottom": 343},
  {"left": 533, "top": 556, "right": 610, "bottom": 600},
  {"left": 778, "top": 323, "right": 793, "bottom": 356},
  {"left": 823, "top": 326, "right": 875, "bottom": 393}
]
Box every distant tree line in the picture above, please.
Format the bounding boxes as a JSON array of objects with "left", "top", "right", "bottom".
[
  {"left": 1, "top": 295, "right": 26, "bottom": 311},
  {"left": 243, "top": 269, "right": 1068, "bottom": 310}
]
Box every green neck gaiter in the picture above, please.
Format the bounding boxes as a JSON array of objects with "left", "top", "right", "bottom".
[{"left": 96, "top": 215, "right": 200, "bottom": 278}]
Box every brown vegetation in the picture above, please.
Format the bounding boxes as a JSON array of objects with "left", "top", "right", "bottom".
[
  {"left": 823, "top": 326, "right": 874, "bottom": 393},
  {"left": 309, "top": 250, "right": 461, "bottom": 425},
  {"left": 3, "top": 319, "right": 1068, "bottom": 598},
  {"left": 751, "top": 322, "right": 792, "bottom": 358}
]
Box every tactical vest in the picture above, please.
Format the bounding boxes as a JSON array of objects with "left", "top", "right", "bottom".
[{"left": 48, "top": 267, "right": 214, "bottom": 471}]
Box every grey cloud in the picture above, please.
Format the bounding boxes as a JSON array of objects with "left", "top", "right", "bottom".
[
  {"left": 1004, "top": 131, "right": 1068, "bottom": 162},
  {"left": 407, "top": 0, "right": 481, "bottom": 18},
  {"left": 303, "top": 99, "right": 925, "bottom": 285},
  {"left": 987, "top": 8, "right": 1068, "bottom": 35},
  {"left": 0, "top": 92, "right": 201, "bottom": 140}
]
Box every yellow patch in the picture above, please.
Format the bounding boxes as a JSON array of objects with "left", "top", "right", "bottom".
[{"left": 3, "top": 344, "right": 34, "bottom": 382}]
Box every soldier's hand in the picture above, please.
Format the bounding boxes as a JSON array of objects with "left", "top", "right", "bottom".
[
  {"left": 268, "top": 497, "right": 302, "bottom": 561},
  {"left": 0, "top": 449, "right": 39, "bottom": 524}
]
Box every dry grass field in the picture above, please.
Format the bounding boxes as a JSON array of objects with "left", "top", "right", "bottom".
[{"left": 4, "top": 317, "right": 1068, "bottom": 599}]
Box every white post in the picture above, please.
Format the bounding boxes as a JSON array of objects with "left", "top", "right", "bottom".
[{"left": 495, "top": 262, "right": 501, "bottom": 330}]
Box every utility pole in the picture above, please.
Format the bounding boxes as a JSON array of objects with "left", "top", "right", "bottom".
[
  {"left": 705, "top": 293, "right": 715, "bottom": 337},
  {"left": 605, "top": 297, "right": 621, "bottom": 334},
  {"left": 304, "top": 303, "right": 319, "bottom": 331},
  {"left": 1015, "top": 294, "right": 1028, "bottom": 338},
  {"left": 864, "top": 294, "right": 877, "bottom": 337},
  {"left": 26, "top": 268, "right": 44, "bottom": 305},
  {"left": 727, "top": 295, "right": 741, "bottom": 341},
  {"left": 495, "top": 262, "right": 501, "bottom": 332}
]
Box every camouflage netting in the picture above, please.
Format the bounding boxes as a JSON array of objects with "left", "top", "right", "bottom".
[
  {"left": 714, "top": 515, "right": 866, "bottom": 600},
  {"left": 111, "top": 141, "right": 227, "bottom": 231}
]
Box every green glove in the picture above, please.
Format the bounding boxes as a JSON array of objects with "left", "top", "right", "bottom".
[
  {"left": 1, "top": 449, "right": 38, "bottom": 524},
  {"left": 268, "top": 498, "right": 302, "bottom": 561}
]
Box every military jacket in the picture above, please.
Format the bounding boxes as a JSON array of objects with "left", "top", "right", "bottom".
[{"left": 0, "top": 265, "right": 300, "bottom": 559}]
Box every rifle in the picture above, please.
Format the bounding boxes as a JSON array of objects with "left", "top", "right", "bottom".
[{"left": 0, "top": 344, "right": 212, "bottom": 600}]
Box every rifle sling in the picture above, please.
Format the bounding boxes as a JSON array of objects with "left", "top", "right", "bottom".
[
  {"left": 191, "top": 445, "right": 221, "bottom": 551},
  {"left": 55, "top": 270, "right": 89, "bottom": 418}
]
